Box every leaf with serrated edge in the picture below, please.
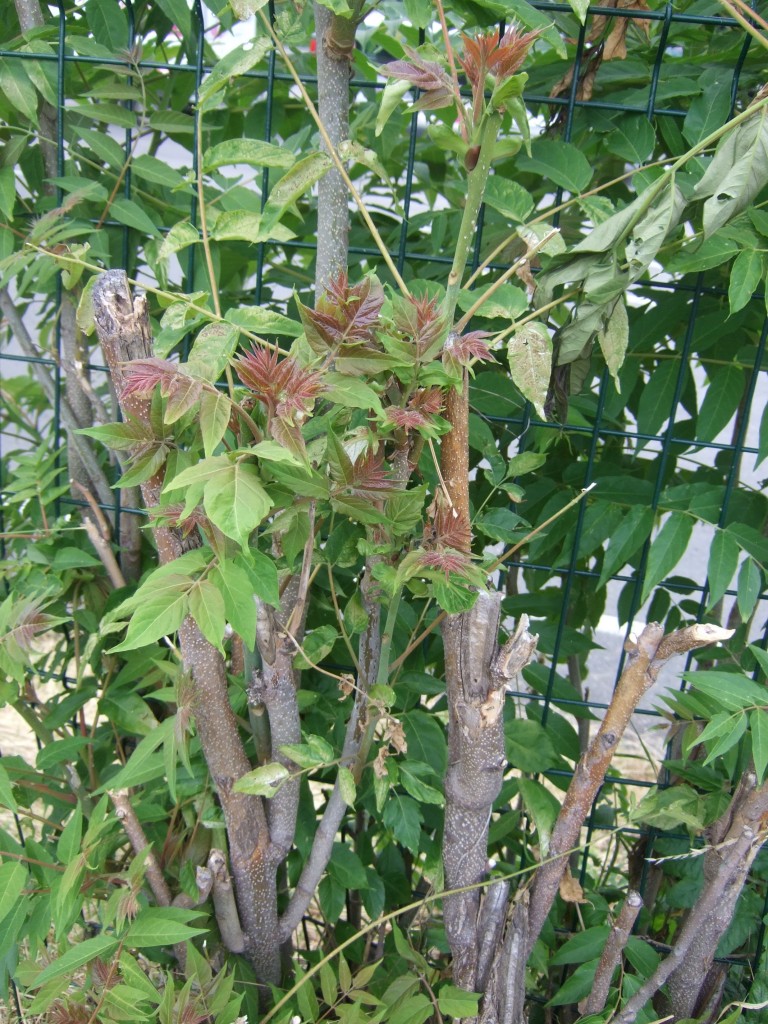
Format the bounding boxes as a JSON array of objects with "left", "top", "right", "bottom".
[{"left": 204, "top": 462, "right": 272, "bottom": 547}]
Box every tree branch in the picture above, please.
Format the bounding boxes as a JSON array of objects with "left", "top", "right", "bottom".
[
  {"left": 313, "top": 2, "right": 361, "bottom": 298},
  {"left": 581, "top": 891, "right": 643, "bottom": 1015},
  {"left": 110, "top": 789, "right": 172, "bottom": 908},
  {"left": 279, "top": 566, "right": 382, "bottom": 941},
  {"left": 442, "top": 601, "right": 538, "bottom": 991},
  {"left": 92, "top": 270, "right": 279, "bottom": 984}
]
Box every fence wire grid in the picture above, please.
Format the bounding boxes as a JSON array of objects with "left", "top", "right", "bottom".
[{"left": 1, "top": 0, "right": 767, "bottom": 992}]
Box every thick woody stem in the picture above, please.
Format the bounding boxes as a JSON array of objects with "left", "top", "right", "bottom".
[
  {"left": 313, "top": 3, "right": 361, "bottom": 298},
  {"left": 581, "top": 891, "right": 643, "bottom": 1015},
  {"left": 664, "top": 774, "right": 768, "bottom": 1021},
  {"left": 442, "top": 600, "right": 537, "bottom": 992},
  {"left": 92, "top": 271, "right": 279, "bottom": 985}
]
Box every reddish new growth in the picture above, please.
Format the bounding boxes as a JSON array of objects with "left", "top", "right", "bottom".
[
  {"left": 460, "top": 25, "right": 541, "bottom": 85},
  {"left": 459, "top": 25, "right": 541, "bottom": 111},
  {"left": 299, "top": 272, "right": 385, "bottom": 355},
  {"left": 393, "top": 293, "right": 448, "bottom": 360},
  {"left": 415, "top": 500, "right": 475, "bottom": 578},
  {"left": 151, "top": 502, "right": 209, "bottom": 539},
  {"left": 386, "top": 388, "right": 443, "bottom": 431},
  {"left": 233, "top": 346, "right": 323, "bottom": 423},
  {"left": 443, "top": 330, "right": 495, "bottom": 375},
  {"left": 379, "top": 47, "right": 455, "bottom": 110},
  {"left": 415, "top": 549, "right": 476, "bottom": 581},
  {"left": 121, "top": 357, "right": 187, "bottom": 399},
  {"left": 348, "top": 450, "right": 396, "bottom": 499}
]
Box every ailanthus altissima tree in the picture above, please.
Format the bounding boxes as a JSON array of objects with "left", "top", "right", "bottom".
[{"left": 1, "top": 1, "right": 768, "bottom": 1022}]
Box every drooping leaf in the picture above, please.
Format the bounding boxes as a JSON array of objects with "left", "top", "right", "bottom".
[
  {"left": 110, "top": 198, "right": 161, "bottom": 237},
  {"left": 204, "top": 462, "right": 273, "bottom": 548},
  {"left": 199, "top": 389, "right": 231, "bottom": 457},
  {"left": 597, "top": 298, "right": 628, "bottom": 391},
  {"left": 636, "top": 359, "right": 680, "bottom": 439},
  {"left": 751, "top": 709, "right": 768, "bottom": 783},
  {"left": 188, "top": 579, "right": 226, "bottom": 652},
  {"left": 131, "top": 154, "right": 186, "bottom": 189},
  {"left": 226, "top": 306, "right": 303, "bottom": 337},
  {"left": 198, "top": 38, "right": 272, "bottom": 104},
  {"left": 110, "top": 577, "right": 190, "bottom": 652},
  {"left": 203, "top": 138, "right": 294, "bottom": 172},
  {"left": 211, "top": 559, "right": 256, "bottom": 648},
  {"left": 684, "top": 670, "right": 768, "bottom": 711},
  {"left": 507, "top": 322, "right": 552, "bottom": 418},
  {"left": 382, "top": 793, "right": 423, "bottom": 854},
  {"left": 517, "top": 139, "right": 593, "bottom": 192},
  {"left": 32, "top": 935, "right": 121, "bottom": 989},
  {"left": 126, "top": 907, "right": 207, "bottom": 947},
  {"left": 695, "top": 106, "right": 768, "bottom": 237},
  {"left": 233, "top": 762, "right": 290, "bottom": 797},
  {"left": 517, "top": 777, "right": 560, "bottom": 856},
  {"left": 737, "top": 557, "right": 763, "bottom": 620},
  {"left": 261, "top": 153, "right": 334, "bottom": 232},
  {"left": 483, "top": 176, "right": 534, "bottom": 222},
  {"left": 185, "top": 323, "right": 240, "bottom": 383}
]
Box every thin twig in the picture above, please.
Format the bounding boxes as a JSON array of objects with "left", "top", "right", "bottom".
[{"left": 455, "top": 229, "right": 560, "bottom": 333}]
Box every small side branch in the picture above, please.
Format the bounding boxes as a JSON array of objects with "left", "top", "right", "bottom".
[
  {"left": 279, "top": 567, "right": 382, "bottom": 941},
  {"left": 209, "top": 849, "right": 246, "bottom": 954},
  {"left": 581, "top": 891, "right": 643, "bottom": 1016},
  {"left": 110, "top": 789, "right": 172, "bottom": 908}
]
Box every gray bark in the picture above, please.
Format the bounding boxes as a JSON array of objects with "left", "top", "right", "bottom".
[
  {"left": 279, "top": 565, "right": 382, "bottom": 940},
  {"left": 92, "top": 270, "right": 280, "bottom": 986},
  {"left": 442, "top": 597, "right": 537, "bottom": 993},
  {"left": 581, "top": 891, "right": 642, "bottom": 1016},
  {"left": 313, "top": 2, "right": 361, "bottom": 298},
  {"left": 664, "top": 775, "right": 768, "bottom": 1021}
]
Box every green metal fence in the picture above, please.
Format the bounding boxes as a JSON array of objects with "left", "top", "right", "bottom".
[{"left": 1, "top": 0, "right": 767, "bottom": 993}]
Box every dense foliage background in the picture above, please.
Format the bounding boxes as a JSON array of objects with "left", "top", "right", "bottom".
[{"left": 0, "top": 0, "right": 767, "bottom": 1021}]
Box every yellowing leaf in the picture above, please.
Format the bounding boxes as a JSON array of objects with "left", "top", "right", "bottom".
[{"left": 507, "top": 322, "right": 552, "bottom": 419}]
